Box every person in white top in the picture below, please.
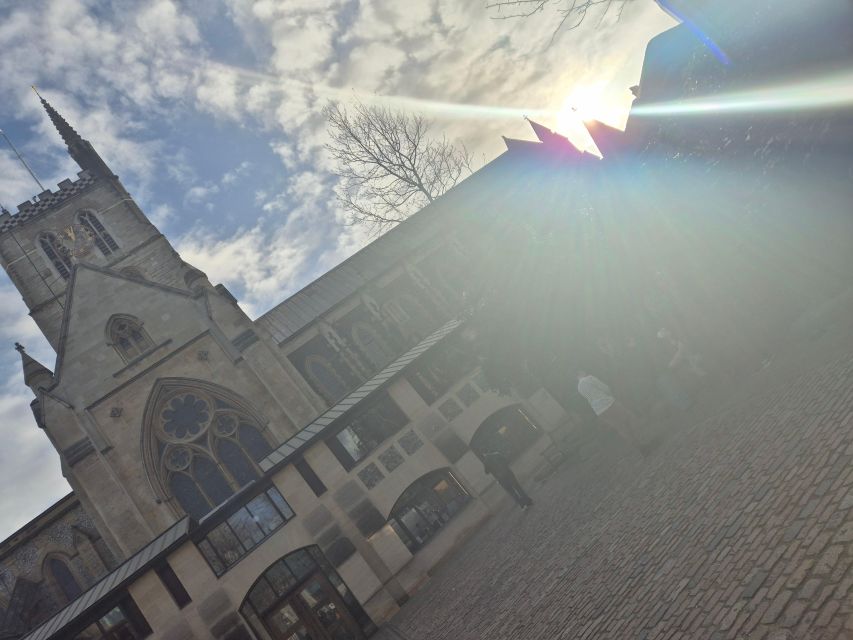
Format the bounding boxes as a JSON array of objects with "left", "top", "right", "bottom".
[{"left": 577, "top": 370, "right": 641, "bottom": 448}]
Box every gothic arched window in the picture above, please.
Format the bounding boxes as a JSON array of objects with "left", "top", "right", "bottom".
[
  {"left": 107, "top": 315, "right": 154, "bottom": 362},
  {"left": 305, "top": 355, "right": 350, "bottom": 404},
  {"left": 77, "top": 211, "right": 119, "bottom": 256},
  {"left": 39, "top": 232, "right": 72, "bottom": 280},
  {"left": 150, "top": 385, "right": 275, "bottom": 519},
  {"left": 352, "top": 322, "right": 393, "bottom": 372},
  {"left": 46, "top": 557, "right": 82, "bottom": 603}
]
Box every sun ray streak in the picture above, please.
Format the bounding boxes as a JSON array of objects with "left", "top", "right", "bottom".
[{"left": 632, "top": 71, "right": 853, "bottom": 117}]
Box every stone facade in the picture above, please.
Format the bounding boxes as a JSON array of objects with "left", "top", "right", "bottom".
[
  {"left": 4, "top": 2, "right": 850, "bottom": 636},
  {"left": 0, "top": 97, "right": 567, "bottom": 640}
]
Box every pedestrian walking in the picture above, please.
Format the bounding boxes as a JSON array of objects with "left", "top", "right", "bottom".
[
  {"left": 576, "top": 370, "right": 642, "bottom": 448},
  {"left": 482, "top": 450, "right": 533, "bottom": 509}
]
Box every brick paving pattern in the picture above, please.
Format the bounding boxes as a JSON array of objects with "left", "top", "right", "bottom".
[{"left": 377, "top": 354, "right": 853, "bottom": 640}]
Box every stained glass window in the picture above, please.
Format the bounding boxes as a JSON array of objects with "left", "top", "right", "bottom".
[{"left": 154, "top": 386, "right": 274, "bottom": 519}]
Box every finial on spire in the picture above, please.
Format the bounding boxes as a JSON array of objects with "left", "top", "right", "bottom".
[
  {"left": 35, "top": 90, "right": 115, "bottom": 179},
  {"left": 31, "top": 85, "right": 43, "bottom": 100},
  {"left": 15, "top": 341, "right": 53, "bottom": 391}
]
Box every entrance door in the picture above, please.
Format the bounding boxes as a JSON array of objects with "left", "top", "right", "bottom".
[{"left": 263, "top": 573, "right": 364, "bottom": 640}]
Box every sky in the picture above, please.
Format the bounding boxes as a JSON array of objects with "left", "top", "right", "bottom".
[{"left": 0, "top": 0, "right": 674, "bottom": 541}]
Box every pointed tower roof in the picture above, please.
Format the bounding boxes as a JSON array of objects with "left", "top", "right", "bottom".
[
  {"left": 524, "top": 117, "right": 581, "bottom": 154},
  {"left": 14, "top": 343, "right": 53, "bottom": 391},
  {"left": 35, "top": 89, "right": 116, "bottom": 180},
  {"left": 34, "top": 87, "right": 84, "bottom": 150},
  {"left": 583, "top": 119, "right": 628, "bottom": 158},
  {"left": 502, "top": 136, "right": 542, "bottom": 152}
]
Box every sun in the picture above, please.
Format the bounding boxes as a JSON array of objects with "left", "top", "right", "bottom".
[{"left": 555, "top": 83, "right": 609, "bottom": 131}]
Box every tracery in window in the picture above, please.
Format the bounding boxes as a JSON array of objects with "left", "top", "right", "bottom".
[
  {"left": 351, "top": 321, "right": 393, "bottom": 372},
  {"left": 406, "top": 334, "right": 478, "bottom": 404},
  {"left": 304, "top": 354, "right": 350, "bottom": 404},
  {"left": 77, "top": 211, "right": 118, "bottom": 256},
  {"left": 106, "top": 314, "right": 154, "bottom": 362},
  {"left": 147, "top": 383, "right": 275, "bottom": 520},
  {"left": 39, "top": 232, "right": 72, "bottom": 280},
  {"left": 383, "top": 293, "right": 433, "bottom": 340}
]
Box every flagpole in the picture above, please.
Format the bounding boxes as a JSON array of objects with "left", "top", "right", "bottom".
[{"left": 0, "top": 128, "right": 45, "bottom": 192}]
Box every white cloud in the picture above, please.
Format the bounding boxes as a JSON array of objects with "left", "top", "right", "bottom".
[
  {"left": 148, "top": 203, "right": 175, "bottom": 228},
  {"left": 0, "top": 0, "right": 677, "bottom": 544},
  {"left": 222, "top": 161, "right": 252, "bottom": 185},
  {"left": 0, "top": 380, "right": 69, "bottom": 541},
  {"left": 0, "top": 281, "right": 65, "bottom": 541},
  {"left": 0, "top": 151, "right": 39, "bottom": 211},
  {"left": 185, "top": 184, "right": 220, "bottom": 205}
]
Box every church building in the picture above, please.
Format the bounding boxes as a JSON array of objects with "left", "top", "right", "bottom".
[
  {"left": 2, "top": 0, "right": 852, "bottom": 637},
  {"left": 0, "top": 95, "right": 577, "bottom": 640}
]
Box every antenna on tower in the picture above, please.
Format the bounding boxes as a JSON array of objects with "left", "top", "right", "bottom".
[{"left": 0, "top": 126, "right": 45, "bottom": 192}]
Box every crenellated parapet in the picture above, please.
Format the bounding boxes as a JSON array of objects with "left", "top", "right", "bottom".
[{"left": 0, "top": 170, "right": 97, "bottom": 235}]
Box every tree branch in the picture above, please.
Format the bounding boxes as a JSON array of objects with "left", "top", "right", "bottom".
[{"left": 324, "top": 100, "right": 473, "bottom": 235}]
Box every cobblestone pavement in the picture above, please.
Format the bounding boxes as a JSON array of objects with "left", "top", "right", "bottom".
[{"left": 377, "top": 354, "right": 853, "bottom": 640}]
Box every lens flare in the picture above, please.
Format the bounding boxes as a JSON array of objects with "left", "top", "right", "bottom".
[
  {"left": 198, "top": 59, "right": 853, "bottom": 127},
  {"left": 632, "top": 70, "right": 853, "bottom": 117}
]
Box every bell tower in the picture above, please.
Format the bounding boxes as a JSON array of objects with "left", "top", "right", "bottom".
[{"left": 0, "top": 94, "right": 190, "bottom": 350}]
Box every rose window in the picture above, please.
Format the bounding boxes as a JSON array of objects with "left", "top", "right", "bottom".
[{"left": 160, "top": 393, "right": 212, "bottom": 441}]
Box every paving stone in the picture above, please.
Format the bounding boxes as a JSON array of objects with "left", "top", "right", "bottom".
[{"left": 372, "top": 355, "right": 853, "bottom": 640}]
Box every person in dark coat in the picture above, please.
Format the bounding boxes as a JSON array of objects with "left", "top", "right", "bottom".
[{"left": 482, "top": 450, "right": 533, "bottom": 509}]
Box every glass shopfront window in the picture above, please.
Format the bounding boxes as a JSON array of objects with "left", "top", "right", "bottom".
[
  {"left": 389, "top": 470, "right": 470, "bottom": 553},
  {"left": 327, "top": 392, "right": 410, "bottom": 470},
  {"left": 198, "top": 487, "right": 295, "bottom": 576},
  {"left": 72, "top": 595, "right": 151, "bottom": 640}
]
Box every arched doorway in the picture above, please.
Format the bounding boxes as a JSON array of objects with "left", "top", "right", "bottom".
[
  {"left": 240, "top": 546, "right": 373, "bottom": 640},
  {"left": 469, "top": 404, "right": 539, "bottom": 460}
]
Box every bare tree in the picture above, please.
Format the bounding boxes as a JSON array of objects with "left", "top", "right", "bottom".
[
  {"left": 486, "top": 0, "right": 632, "bottom": 41},
  {"left": 325, "top": 101, "right": 472, "bottom": 235}
]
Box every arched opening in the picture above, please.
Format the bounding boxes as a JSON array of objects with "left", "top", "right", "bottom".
[
  {"left": 468, "top": 404, "right": 540, "bottom": 461},
  {"left": 305, "top": 354, "right": 351, "bottom": 405},
  {"left": 351, "top": 321, "right": 393, "bottom": 372},
  {"left": 77, "top": 210, "right": 119, "bottom": 256},
  {"left": 387, "top": 469, "right": 470, "bottom": 553},
  {"left": 45, "top": 556, "right": 82, "bottom": 603},
  {"left": 106, "top": 314, "right": 154, "bottom": 362},
  {"left": 239, "top": 546, "right": 374, "bottom": 640},
  {"left": 143, "top": 380, "right": 275, "bottom": 519},
  {"left": 39, "top": 232, "right": 72, "bottom": 280}
]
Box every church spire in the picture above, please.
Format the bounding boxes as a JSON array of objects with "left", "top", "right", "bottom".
[
  {"left": 35, "top": 89, "right": 116, "bottom": 180},
  {"left": 14, "top": 342, "right": 54, "bottom": 393},
  {"left": 34, "top": 86, "right": 84, "bottom": 150}
]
